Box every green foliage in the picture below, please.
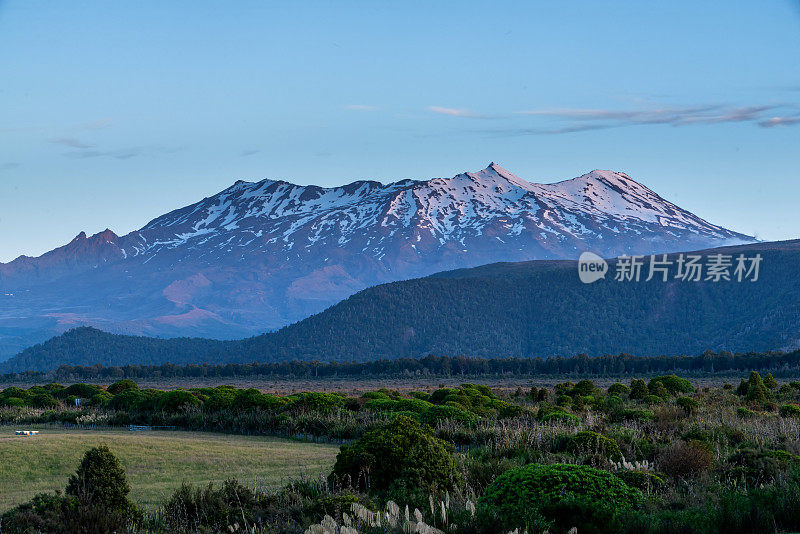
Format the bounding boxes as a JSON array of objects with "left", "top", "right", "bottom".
[
  {"left": 65, "top": 445, "right": 139, "bottom": 528},
  {"left": 644, "top": 394, "right": 664, "bottom": 405},
  {"left": 572, "top": 379, "right": 596, "bottom": 396},
  {"left": 764, "top": 373, "right": 778, "bottom": 389},
  {"left": 648, "top": 375, "right": 693, "bottom": 396},
  {"left": 569, "top": 431, "right": 623, "bottom": 460},
  {"left": 284, "top": 392, "right": 344, "bottom": 412},
  {"left": 779, "top": 404, "right": 800, "bottom": 418},
  {"left": 156, "top": 390, "right": 201, "bottom": 412},
  {"left": 615, "top": 470, "right": 665, "bottom": 492},
  {"left": 676, "top": 396, "right": 699, "bottom": 415},
  {"left": 107, "top": 379, "right": 139, "bottom": 395},
  {"left": 232, "top": 388, "right": 286, "bottom": 410},
  {"left": 63, "top": 383, "right": 103, "bottom": 398},
  {"left": 479, "top": 463, "right": 642, "bottom": 531},
  {"left": 331, "top": 415, "right": 455, "bottom": 494},
  {"left": 108, "top": 388, "right": 157, "bottom": 411},
  {"left": 608, "top": 383, "right": 631, "bottom": 396},
  {"left": 745, "top": 371, "right": 770, "bottom": 404},
  {"left": 31, "top": 393, "right": 60, "bottom": 408},
  {"left": 629, "top": 379, "right": 648, "bottom": 400},
  {"left": 0, "top": 492, "right": 77, "bottom": 534}
]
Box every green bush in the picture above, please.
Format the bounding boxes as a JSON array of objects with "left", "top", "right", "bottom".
[
  {"left": 745, "top": 371, "right": 770, "bottom": 404},
  {"left": 108, "top": 389, "right": 154, "bottom": 411},
  {"left": 779, "top": 404, "right": 800, "bottom": 418},
  {"left": 676, "top": 396, "right": 699, "bottom": 415},
  {"left": 569, "top": 431, "right": 623, "bottom": 460},
  {"left": 284, "top": 392, "right": 343, "bottom": 412},
  {"left": 64, "top": 383, "right": 103, "bottom": 399},
  {"left": 479, "top": 463, "right": 642, "bottom": 531},
  {"left": 156, "top": 390, "right": 201, "bottom": 412},
  {"left": 615, "top": 470, "right": 665, "bottom": 492},
  {"left": 540, "top": 411, "right": 581, "bottom": 426},
  {"left": 203, "top": 387, "right": 238, "bottom": 411},
  {"left": 231, "top": 388, "right": 286, "bottom": 410},
  {"left": 66, "top": 445, "right": 139, "bottom": 529},
  {"left": 331, "top": 415, "right": 456, "bottom": 494},
  {"left": 648, "top": 375, "right": 693, "bottom": 396},
  {"left": 107, "top": 379, "right": 139, "bottom": 395},
  {"left": 629, "top": 379, "right": 648, "bottom": 400},
  {"left": 644, "top": 394, "right": 664, "bottom": 405},
  {"left": 608, "top": 383, "right": 631, "bottom": 396},
  {"left": 419, "top": 404, "right": 476, "bottom": 425},
  {"left": 31, "top": 393, "right": 60, "bottom": 408}
]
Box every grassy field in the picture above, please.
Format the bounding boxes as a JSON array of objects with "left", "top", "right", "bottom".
[{"left": 0, "top": 426, "right": 340, "bottom": 512}]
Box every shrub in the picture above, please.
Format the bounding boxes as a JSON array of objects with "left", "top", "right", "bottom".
[
  {"left": 745, "top": 371, "right": 770, "bottom": 404},
  {"left": 608, "top": 383, "right": 631, "bottom": 396},
  {"left": 541, "top": 411, "right": 581, "bottom": 426},
  {"left": 569, "top": 431, "right": 623, "bottom": 460},
  {"left": 644, "top": 394, "right": 664, "bottom": 405},
  {"left": 232, "top": 388, "right": 285, "bottom": 410},
  {"left": 764, "top": 373, "right": 778, "bottom": 389},
  {"left": 779, "top": 404, "right": 800, "bottom": 418},
  {"left": 31, "top": 393, "right": 59, "bottom": 408},
  {"left": 615, "top": 470, "right": 665, "bottom": 492},
  {"left": 649, "top": 375, "right": 693, "bottom": 396},
  {"left": 108, "top": 389, "right": 154, "bottom": 411},
  {"left": 331, "top": 415, "right": 456, "bottom": 494},
  {"left": 479, "top": 463, "right": 642, "bottom": 531},
  {"left": 676, "top": 396, "right": 699, "bottom": 415},
  {"left": 203, "top": 387, "right": 238, "bottom": 411},
  {"left": 418, "top": 404, "right": 476, "bottom": 425},
  {"left": 737, "top": 406, "right": 754, "bottom": 418},
  {"left": 629, "top": 379, "right": 648, "bottom": 400},
  {"left": 66, "top": 445, "right": 139, "bottom": 528},
  {"left": 107, "top": 379, "right": 139, "bottom": 395},
  {"left": 64, "top": 383, "right": 103, "bottom": 399},
  {"left": 572, "top": 379, "right": 596, "bottom": 396},
  {"left": 658, "top": 440, "right": 713, "bottom": 478},
  {"left": 163, "top": 479, "right": 266, "bottom": 532},
  {"left": 728, "top": 448, "right": 785, "bottom": 485},
  {"left": 0, "top": 492, "right": 77, "bottom": 533},
  {"left": 284, "top": 392, "right": 344, "bottom": 412},
  {"left": 156, "top": 390, "right": 201, "bottom": 412}
]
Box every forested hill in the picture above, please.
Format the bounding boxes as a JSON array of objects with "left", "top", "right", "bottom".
[{"left": 2, "top": 240, "right": 799, "bottom": 373}]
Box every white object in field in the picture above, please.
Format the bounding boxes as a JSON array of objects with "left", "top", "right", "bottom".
[{"left": 15, "top": 430, "right": 39, "bottom": 436}]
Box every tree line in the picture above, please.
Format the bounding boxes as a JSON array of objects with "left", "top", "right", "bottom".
[{"left": 3, "top": 349, "right": 800, "bottom": 382}]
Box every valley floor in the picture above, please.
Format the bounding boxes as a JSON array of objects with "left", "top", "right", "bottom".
[{"left": 0, "top": 426, "right": 339, "bottom": 511}]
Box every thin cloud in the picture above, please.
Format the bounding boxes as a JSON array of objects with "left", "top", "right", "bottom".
[
  {"left": 344, "top": 104, "right": 379, "bottom": 111},
  {"left": 0, "top": 162, "right": 19, "bottom": 171},
  {"left": 240, "top": 149, "right": 259, "bottom": 157},
  {"left": 49, "top": 137, "right": 92, "bottom": 148},
  {"left": 64, "top": 145, "right": 181, "bottom": 160},
  {"left": 759, "top": 115, "right": 800, "bottom": 127},
  {"left": 82, "top": 118, "right": 114, "bottom": 130},
  {"left": 482, "top": 103, "right": 796, "bottom": 136},
  {"left": 429, "top": 106, "right": 483, "bottom": 118}
]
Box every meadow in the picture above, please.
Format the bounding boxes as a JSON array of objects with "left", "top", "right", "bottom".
[
  {"left": 3, "top": 373, "right": 800, "bottom": 533},
  {"left": 0, "top": 427, "right": 338, "bottom": 510}
]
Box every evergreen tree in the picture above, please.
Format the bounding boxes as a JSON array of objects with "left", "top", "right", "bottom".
[
  {"left": 745, "top": 371, "right": 769, "bottom": 404},
  {"left": 630, "top": 378, "right": 648, "bottom": 400}
]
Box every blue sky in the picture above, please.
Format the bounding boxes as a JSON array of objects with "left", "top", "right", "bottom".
[{"left": 1, "top": 0, "right": 799, "bottom": 262}]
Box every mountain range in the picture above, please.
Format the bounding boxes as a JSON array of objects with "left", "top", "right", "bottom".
[
  {"left": 0, "top": 163, "right": 754, "bottom": 360},
  {"left": 3, "top": 239, "right": 798, "bottom": 374}
]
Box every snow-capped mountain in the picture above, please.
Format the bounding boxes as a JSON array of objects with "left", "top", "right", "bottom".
[{"left": 0, "top": 163, "right": 754, "bottom": 358}]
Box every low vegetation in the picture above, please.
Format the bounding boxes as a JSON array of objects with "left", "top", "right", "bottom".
[{"left": 3, "top": 372, "right": 800, "bottom": 532}]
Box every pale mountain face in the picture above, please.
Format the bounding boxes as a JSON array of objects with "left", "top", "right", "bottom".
[{"left": 0, "top": 164, "right": 754, "bottom": 358}]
